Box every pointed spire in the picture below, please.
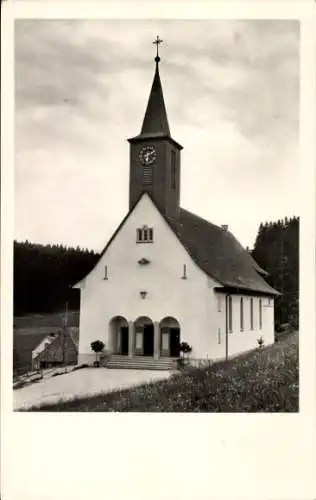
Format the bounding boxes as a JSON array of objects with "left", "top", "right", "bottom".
[{"left": 140, "top": 36, "right": 171, "bottom": 136}]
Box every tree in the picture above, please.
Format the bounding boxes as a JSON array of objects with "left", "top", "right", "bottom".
[
  {"left": 252, "top": 216, "right": 299, "bottom": 329},
  {"left": 90, "top": 340, "right": 105, "bottom": 367},
  {"left": 179, "top": 342, "right": 192, "bottom": 358},
  {"left": 177, "top": 342, "right": 192, "bottom": 369},
  {"left": 14, "top": 240, "right": 99, "bottom": 315}
]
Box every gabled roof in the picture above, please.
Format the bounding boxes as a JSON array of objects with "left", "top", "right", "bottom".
[
  {"left": 169, "top": 209, "right": 279, "bottom": 296},
  {"left": 74, "top": 192, "right": 279, "bottom": 296},
  {"left": 33, "top": 331, "right": 78, "bottom": 361}
]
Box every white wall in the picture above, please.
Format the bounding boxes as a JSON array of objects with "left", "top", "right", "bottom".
[
  {"left": 76, "top": 194, "right": 275, "bottom": 365},
  {"left": 209, "top": 293, "right": 275, "bottom": 361},
  {"left": 205, "top": 285, "right": 226, "bottom": 361},
  {"left": 77, "top": 194, "right": 221, "bottom": 363}
]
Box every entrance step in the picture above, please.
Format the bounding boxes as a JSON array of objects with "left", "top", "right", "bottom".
[{"left": 105, "top": 355, "right": 177, "bottom": 370}]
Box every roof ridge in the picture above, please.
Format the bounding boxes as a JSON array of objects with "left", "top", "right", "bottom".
[{"left": 179, "top": 208, "right": 228, "bottom": 233}]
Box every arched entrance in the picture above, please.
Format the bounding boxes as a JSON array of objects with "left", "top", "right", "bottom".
[
  {"left": 109, "top": 316, "right": 129, "bottom": 355},
  {"left": 159, "top": 317, "right": 180, "bottom": 357},
  {"left": 134, "top": 316, "right": 154, "bottom": 356}
]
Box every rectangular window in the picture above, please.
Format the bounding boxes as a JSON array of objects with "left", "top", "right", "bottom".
[
  {"left": 240, "top": 297, "right": 244, "bottom": 331},
  {"left": 136, "top": 226, "right": 154, "bottom": 243},
  {"left": 182, "top": 264, "right": 187, "bottom": 279},
  {"left": 250, "top": 298, "right": 254, "bottom": 330},
  {"left": 171, "top": 151, "right": 176, "bottom": 189},
  {"left": 217, "top": 295, "right": 221, "bottom": 312},
  {"left": 259, "top": 299, "right": 262, "bottom": 329},
  {"left": 104, "top": 265, "right": 108, "bottom": 280},
  {"left": 227, "top": 296, "right": 233, "bottom": 333}
]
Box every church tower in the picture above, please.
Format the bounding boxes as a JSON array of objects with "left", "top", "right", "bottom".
[{"left": 128, "top": 37, "right": 183, "bottom": 220}]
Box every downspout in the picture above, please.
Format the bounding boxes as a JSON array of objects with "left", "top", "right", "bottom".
[{"left": 225, "top": 295, "right": 229, "bottom": 361}]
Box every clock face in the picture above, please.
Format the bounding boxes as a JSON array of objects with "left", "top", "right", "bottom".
[{"left": 139, "top": 145, "right": 157, "bottom": 166}]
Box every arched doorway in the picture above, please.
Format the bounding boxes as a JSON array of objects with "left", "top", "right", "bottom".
[
  {"left": 134, "top": 316, "right": 154, "bottom": 356},
  {"left": 109, "top": 316, "right": 129, "bottom": 355},
  {"left": 159, "top": 317, "right": 180, "bottom": 357}
]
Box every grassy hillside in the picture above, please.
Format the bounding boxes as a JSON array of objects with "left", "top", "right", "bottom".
[
  {"left": 27, "top": 331, "right": 298, "bottom": 412},
  {"left": 14, "top": 311, "right": 79, "bottom": 329}
]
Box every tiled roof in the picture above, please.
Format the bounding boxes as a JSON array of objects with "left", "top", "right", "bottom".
[{"left": 169, "top": 208, "right": 279, "bottom": 295}]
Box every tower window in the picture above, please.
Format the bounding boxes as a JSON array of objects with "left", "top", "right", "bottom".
[
  {"left": 143, "top": 165, "right": 153, "bottom": 185},
  {"left": 171, "top": 150, "right": 176, "bottom": 189},
  {"left": 136, "top": 226, "right": 154, "bottom": 243}
]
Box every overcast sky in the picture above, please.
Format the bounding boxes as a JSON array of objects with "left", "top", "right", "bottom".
[{"left": 15, "top": 19, "right": 299, "bottom": 251}]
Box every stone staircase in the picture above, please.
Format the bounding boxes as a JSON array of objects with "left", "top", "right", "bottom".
[{"left": 104, "top": 355, "right": 177, "bottom": 371}]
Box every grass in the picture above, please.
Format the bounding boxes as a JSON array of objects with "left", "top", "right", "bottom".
[
  {"left": 14, "top": 311, "right": 79, "bottom": 329},
  {"left": 24, "top": 331, "right": 299, "bottom": 413}
]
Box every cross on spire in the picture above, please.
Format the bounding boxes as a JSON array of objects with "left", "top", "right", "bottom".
[{"left": 153, "top": 35, "right": 163, "bottom": 62}]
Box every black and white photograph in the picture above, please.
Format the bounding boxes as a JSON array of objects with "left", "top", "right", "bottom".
[
  {"left": 11, "top": 18, "right": 301, "bottom": 413},
  {"left": 2, "top": 3, "right": 316, "bottom": 500}
]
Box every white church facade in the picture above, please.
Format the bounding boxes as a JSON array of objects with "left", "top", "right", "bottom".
[{"left": 75, "top": 41, "right": 279, "bottom": 368}]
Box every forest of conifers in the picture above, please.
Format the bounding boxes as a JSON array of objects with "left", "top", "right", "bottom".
[{"left": 14, "top": 216, "right": 299, "bottom": 328}]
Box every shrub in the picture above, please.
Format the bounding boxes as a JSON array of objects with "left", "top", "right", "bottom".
[
  {"left": 177, "top": 357, "right": 185, "bottom": 369},
  {"left": 90, "top": 340, "right": 105, "bottom": 367},
  {"left": 179, "top": 341, "right": 192, "bottom": 357},
  {"left": 257, "top": 336, "right": 264, "bottom": 348}
]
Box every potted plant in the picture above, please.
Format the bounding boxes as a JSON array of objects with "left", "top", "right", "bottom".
[
  {"left": 90, "top": 340, "right": 105, "bottom": 367},
  {"left": 177, "top": 341, "right": 192, "bottom": 369}
]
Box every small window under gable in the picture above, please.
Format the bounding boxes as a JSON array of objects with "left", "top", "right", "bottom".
[{"left": 136, "top": 225, "right": 154, "bottom": 243}]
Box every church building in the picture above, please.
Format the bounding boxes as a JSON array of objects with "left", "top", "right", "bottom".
[{"left": 75, "top": 39, "right": 279, "bottom": 369}]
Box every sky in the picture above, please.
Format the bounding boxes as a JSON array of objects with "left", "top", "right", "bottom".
[{"left": 15, "top": 19, "right": 299, "bottom": 251}]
